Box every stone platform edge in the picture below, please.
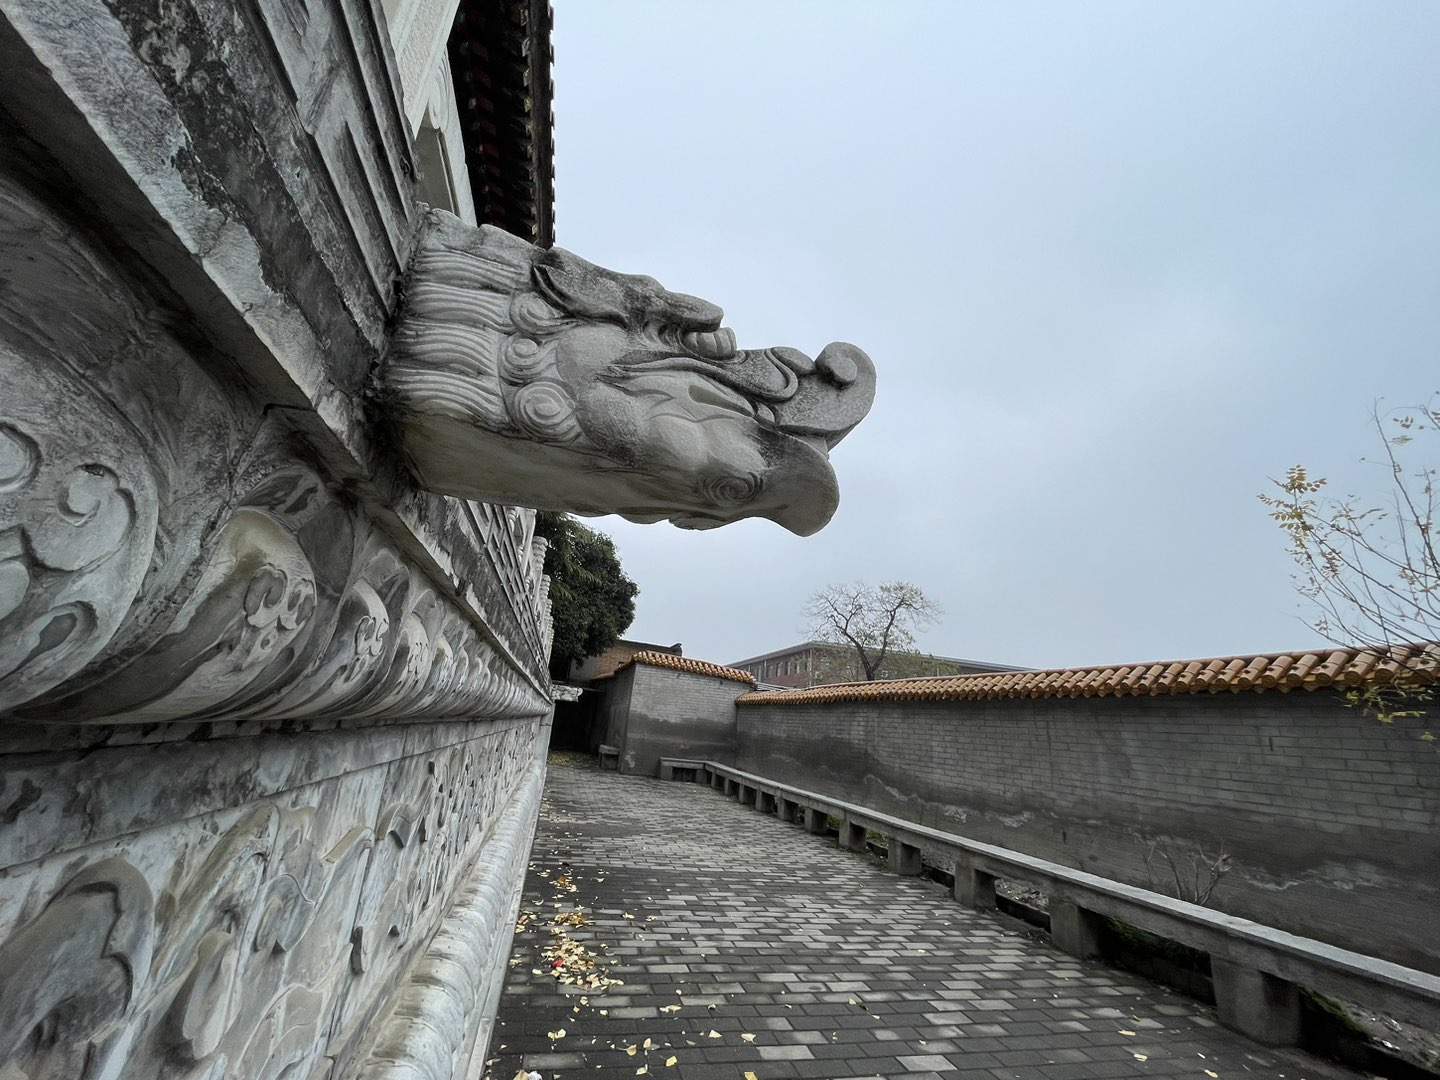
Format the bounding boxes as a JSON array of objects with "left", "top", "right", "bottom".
[{"left": 356, "top": 756, "right": 546, "bottom": 1078}]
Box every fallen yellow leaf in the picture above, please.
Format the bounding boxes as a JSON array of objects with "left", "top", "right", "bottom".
[
  {"left": 1134, "top": 1053, "right": 1148, "bottom": 1061},
  {"left": 661, "top": 1004, "right": 681, "bottom": 1013},
  {"left": 546, "top": 1029, "right": 566, "bottom": 1040},
  {"left": 1204, "top": 1072, "right": 1218, "bottom": 1078},
  {"left": 665, "top": 1056, "right": 678, "bottom": 1067},
  {"left": 643, "top": 1038, "right": 653, "bottom": 1050},
  {"left": 625, "top": 1044, "right": 638, "bottom": 1056},
  {"left": 636, "top": 1069, "right": 648, "bottom": 1076},
  {"left": 743, "top": 1073, "right": 760, "bottom": 1080},
  {"left": 741, "top": 1033, "right": 756, "bottom": 1043},
  {"left": 1120, "top": 1029, "right": 1136, "bottom": 1036}
]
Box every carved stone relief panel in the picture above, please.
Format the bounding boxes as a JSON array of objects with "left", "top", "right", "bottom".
[
  {"left": 0, "top": 169, "right": 235, "bottom": 716},
  {"left": 353, "top": 748, "right": 541, "bottom": 1080},
  {"left": 0, "top": 720, "right": 542, "bottom": 1080},
  {"left": 20, "top": 475, "right": 551, "bottom": 727},
  {"left": 0, "top": 371, "right": 158, "bottom": 713},
  {"left": 0, "top": 168, "right": 550, "bottom": 731},
  {"left": 1, "top": 5, "right": 556, "bottom": 1079}
]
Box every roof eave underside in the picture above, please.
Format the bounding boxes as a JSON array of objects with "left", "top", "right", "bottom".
[{"left": 448, "top": 0, "right": 555, "bottom": 247}]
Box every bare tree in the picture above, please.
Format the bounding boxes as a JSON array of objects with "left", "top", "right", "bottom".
[
  {"left": 803, "top": 581, "right": 942, "bottom": 681},
  {"left": 1259, "top": 395, "right": 1438, "bottom": 733}
]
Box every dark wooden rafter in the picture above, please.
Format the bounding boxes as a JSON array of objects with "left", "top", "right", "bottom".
[{"left": 447, "top": 0, "right": 555, "bottom": 247}]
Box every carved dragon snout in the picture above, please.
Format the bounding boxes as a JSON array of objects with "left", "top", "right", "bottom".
[
  {"left": 382, "top": 210, "right": 875, "bottom": 535},
  {"left": 528, "top": 247, "right": 875, "bottom": 447}
]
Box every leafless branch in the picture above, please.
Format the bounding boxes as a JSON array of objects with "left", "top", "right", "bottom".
[
  {"left": 1141, "top": 838, "right": 1232, "bottom": 907},
  {"left": 802, "top": 580, "right": 943, "bottom": 681},
  {"left": 1258, "top": 395, "right": 1439, "bottom": 732}
]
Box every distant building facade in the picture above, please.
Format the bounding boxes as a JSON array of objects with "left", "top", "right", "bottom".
[{"left": 730, "top": 641, "right": 1026, "bottom": 688}]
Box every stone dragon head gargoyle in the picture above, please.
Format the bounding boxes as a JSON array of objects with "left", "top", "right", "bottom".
[{"left": 383, "top": 211, "right": 875, "bottom": 535}]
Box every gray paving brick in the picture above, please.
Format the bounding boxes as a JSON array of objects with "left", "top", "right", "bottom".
[{"left": 480, "top": 756, "right": 1363, "bottom": 1079}]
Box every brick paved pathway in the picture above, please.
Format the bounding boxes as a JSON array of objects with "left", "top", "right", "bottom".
[{"left": 483, "top": 756, "right": 1358, "bottom": 1080}]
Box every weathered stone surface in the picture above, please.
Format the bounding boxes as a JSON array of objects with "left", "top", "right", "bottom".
[
  {"left": 0, "top": 718, "right": 545, "bottom": 1079},
  {"left": 356, "top": 756, "right": 543, "bottom": 1079},
  {"left": 1211, "top": 958, "right": 1304, "bottom": 1047},
  {"left": 385, "top": 212, "right": 877, "bottom": 535},
  {"left": 0, "top": 0, "right": 553, "bottom": 679},
  {"left": 0, "top": 3, "right": 558, "bottom": 1077},
  {"left": 0, "top": 169, "right": 548, "bottom": 732}
]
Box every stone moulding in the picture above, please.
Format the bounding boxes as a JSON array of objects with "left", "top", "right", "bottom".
[
  {"left": 0, "top": 170, "right": 549, "bottom": 731},
  {"left": 384, "top": 211, "right": 877, "bottom": 536},
  {"left": 0, "top": 721, "right": 541, "bottom": 1078},
  {"left": 356, "top": 757, "right": 544, "bottom": 1079}
]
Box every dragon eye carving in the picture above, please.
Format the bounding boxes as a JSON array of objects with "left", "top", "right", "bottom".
[{"left": 699, "top": 472, "right": 762, "bottom": 506}]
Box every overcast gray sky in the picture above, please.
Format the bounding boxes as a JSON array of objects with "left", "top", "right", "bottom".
[{"left": 550, "top": 1, "right": 1439, "bottom": 670}]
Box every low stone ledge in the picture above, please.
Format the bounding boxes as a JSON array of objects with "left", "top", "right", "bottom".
[
  {"left": 696, "top": 760, "right": 1440, "bottom": 1039},
  {"left": 657, "top": 757, "right": 705, "bottom": 781}
]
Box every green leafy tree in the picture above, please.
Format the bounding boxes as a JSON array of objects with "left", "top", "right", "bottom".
[
  {"left": 1259, "top": 395, "right": 1437, "bottom": 736},
  {"left": 803, "top": 581, "right": 942, "bottom": 682},
  {"left": 535, "top": 512, "right": 638, "bottom": 677}
]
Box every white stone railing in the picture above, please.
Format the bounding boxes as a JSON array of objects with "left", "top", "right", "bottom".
[{"left": 673, "top": 759, "right": 1440, "bottom": 1047}]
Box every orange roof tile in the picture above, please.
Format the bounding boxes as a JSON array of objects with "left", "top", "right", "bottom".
[
  {"left": 737, "top": 643, "right": 1440, "bottom": 706},
  {"left": 621, "top": 651, "right": 756, "bottom": 685}
]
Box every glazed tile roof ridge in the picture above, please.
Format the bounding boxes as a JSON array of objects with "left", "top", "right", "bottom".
[
  {"left": 619, "top": 651, "right": 757, "bottom": 685},
  {"left": 736, "top": 642, "right": 1440, "bottom": 705}
]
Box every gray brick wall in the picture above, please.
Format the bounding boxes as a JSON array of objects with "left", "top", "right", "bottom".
[
  {"left": 737, "top": 691, "right": 1439, "bottom": 974},
  {"left": 597, "top": 666, "right": 637, "bottom": 754},
  {"left": 599, "top": 665, "right": 742, "bottom": 776}
]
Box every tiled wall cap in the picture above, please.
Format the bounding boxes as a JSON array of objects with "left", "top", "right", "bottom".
[
  {"left": 622, "top": 651, "right": 757, "bottom": 685},
  {"left": 737, "top": 642, "right": 1439, "bottom": 706}
]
